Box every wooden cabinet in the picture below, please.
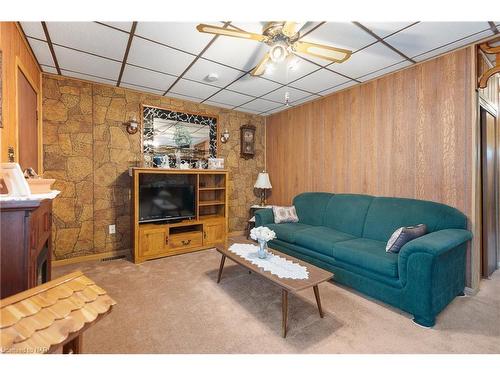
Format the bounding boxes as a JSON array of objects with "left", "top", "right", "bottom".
[
  {"left": 132, "top": 169, "right": 229, "bottom": 263},
  {"left": 0, "top": 199, "right": 52, "bottom": 298}
]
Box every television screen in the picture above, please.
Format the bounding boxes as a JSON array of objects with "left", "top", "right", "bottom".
[{"left": 139, "top": 184, "right": 195, "bottom": 223}]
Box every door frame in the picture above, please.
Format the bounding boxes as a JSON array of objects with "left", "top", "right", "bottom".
[{"left": 15, "top": 56, "right": 43, "bottom": 173}]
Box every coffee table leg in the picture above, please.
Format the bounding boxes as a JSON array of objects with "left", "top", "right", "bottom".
[
  {"left": 282, "top": 289, "right": 288, "bottom": 338},
  {"left": 217, "top": 254, "right": 226, "bottom": 283},
  {"left": 313, "top": 285, "right": 324, "bottom": 318}
]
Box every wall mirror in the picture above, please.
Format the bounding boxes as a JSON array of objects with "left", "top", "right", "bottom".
[{"left": 142, "top": 106, "right": 217, "bottom": 168}]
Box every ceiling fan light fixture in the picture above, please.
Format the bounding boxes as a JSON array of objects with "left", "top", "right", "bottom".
[{"left": 269, "top": 42, "right": 289, "bottom": 63}]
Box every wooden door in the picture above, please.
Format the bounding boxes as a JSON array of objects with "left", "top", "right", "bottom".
[
  {"left": 17, "top": 68, "right": 39, "bottom": 173},
  {"left": 204, "top": 220, "right": 225, "bottom": 246},
  {"left": 139, "top": 227, "right": 167, "bottom": 258},
  {"left": 480, "top": 108, "right": 498, "bottom": 277}
]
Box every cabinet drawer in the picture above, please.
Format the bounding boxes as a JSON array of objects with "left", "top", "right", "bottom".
[{"left": 169, "top": 232, "right": 203, "bottom": 249}]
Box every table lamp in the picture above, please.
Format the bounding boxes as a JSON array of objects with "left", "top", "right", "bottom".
[{"left": 254, "top": 171, "right": 272, "bottom": 206}]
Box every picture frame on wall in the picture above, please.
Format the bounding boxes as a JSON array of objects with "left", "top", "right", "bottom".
[{"left": 240, "top": 124, "right": 256, "bottom": 159}]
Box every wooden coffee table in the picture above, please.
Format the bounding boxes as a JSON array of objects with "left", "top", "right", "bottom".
[{"left": 215, "top": 241, "right": 333, "bottom": 338}]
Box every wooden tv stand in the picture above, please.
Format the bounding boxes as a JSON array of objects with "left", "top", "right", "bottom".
[{"left": 132, "top": 168, "right": 228, "bottom": 264}]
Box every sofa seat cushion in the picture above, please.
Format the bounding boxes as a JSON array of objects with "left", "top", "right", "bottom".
[
  {"left": 294, "top": 226, "right": 355, "bottom": 256},
  {"left": 331, "top": 238, "right": 399, "bottom": 278},
  {"left": 266, "top": 223, "right": 314, "bottom": 244}
]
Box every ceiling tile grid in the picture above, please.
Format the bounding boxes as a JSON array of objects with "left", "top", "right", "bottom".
[{"left": 22, "top": 21, "right": 498, "bottom": 116}]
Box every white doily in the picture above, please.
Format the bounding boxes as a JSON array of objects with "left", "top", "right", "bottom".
[
  {"left": 0, "top": 190, "right": 61, "bottom": 201},
  {"left": 228, "top": 243, "right": 309, "bottom": 280}
]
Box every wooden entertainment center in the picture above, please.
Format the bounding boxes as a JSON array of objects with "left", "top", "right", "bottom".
[{"left": 132, "top": 168, "right": 228, "bottom": 264}]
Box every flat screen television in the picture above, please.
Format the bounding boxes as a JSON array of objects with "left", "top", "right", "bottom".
[{"left": 139, "top": 184, "right": 195, "bottom": 223}]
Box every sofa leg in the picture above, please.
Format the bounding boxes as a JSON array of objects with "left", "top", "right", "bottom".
[{"left": 412, "top": 316, "right": 435, "bottom": 329}]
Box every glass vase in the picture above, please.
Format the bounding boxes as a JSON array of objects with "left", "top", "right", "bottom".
[{"left": 257, "top": 239, "right": 268, "bottom": 259}]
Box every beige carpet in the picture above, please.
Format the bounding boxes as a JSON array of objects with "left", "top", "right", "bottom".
[{"left": 53, "top": 247, "right": 500, "bottom": 354}]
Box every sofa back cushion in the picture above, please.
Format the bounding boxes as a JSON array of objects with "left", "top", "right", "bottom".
[
  {"left": 292, "top": 192, "right": 334, "bottom": 226},
  {"left": 323, "top": 194, "right": 374, "bottom": 237},
  {"left": 362, "top": 197, "right": 467, "bottom": 242}
]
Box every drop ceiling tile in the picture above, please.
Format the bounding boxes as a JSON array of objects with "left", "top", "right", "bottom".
[
  {"left": 261, "top": 86, "right": 311, "bottom": 104},
  {"left": 20, "top": 22, "right": 45, "bottom": 40},
  {"left": 359, "top": 22, "right": 417, "bottom": 38},
  {"left": 203, "top": 35, "right": 268, "bottom": 71},
  {"left": 55, "top": 46, "right": 122, "bottom": 80},
  {"left": 413, "top": 29, "right": 494, "bottom": 62},
  {"left": 169, "top": 79, "right": 220, "bottom": 99},
  {"left": 290, "top": 68, "right": 350, "bottom": 93},
  {"left": 385, "top": 22, "right": 491, "bottom": 58},
  {"left": 296, "top": 22, "right": 377, "bottom": 66},
  {"left": 167, "top": 91, "right": 203, "bottom": 103},
  {"left": 318, "top": 80, "right": 359, "bottom": 96},
  {"left": 121, "top": 64, "right": 176, "bottom": 91},
  {"left": 208, "top": 90, "right": 254, "bottom": 107},
  {"left": 261, "top": 57, "right": 319, "bottom": 84},
  {"left": 41, "top": 65, "right": 58, "bottom": 74},
  {"left": 135, "top": 22, "right": 213, "bottom": 55},
  {"left": 26, "top": 38, "right": 54, "bottom": 66},
  {"left": 358, "top": 60, "right": 413, "bottom": 82},
  {"left": 120, "top": 82, "right": 165, "bottom": 95},
  {"left": 226, "top": 74, "right": 281, "bottom": 97},
  {"left": 184, "top": 58, "right": 244, "bottom": 88},
  {"left": 61, "top": 69, "right": 116, "bottom": 86},
  {"left": 99, "top": 22, "right": 133, "bottom": 32},
  {"left": 47, "top": 22, "right": 128, "bottom": 61},
  {"left": 237, "top": 108, "right": 262, "bottom": 115},
  {"left": 291, "top": 94, "right": 321, "bottom": 106},
  {"left": 239, "top": 98, "right": 281, "bottom": 112},
  {"left": 204, "top": 100, "right": 235, "bottom": 109},
  {"left": 330, "top": 42, "right": 405, "bottom": 79},
  {"left": 127, "top": 37, "right": 195, "bottom": 76},
  {"left": 264, "top": 105, "right": 287, "bottom": 115}
]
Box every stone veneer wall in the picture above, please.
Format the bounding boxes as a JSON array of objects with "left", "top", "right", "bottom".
[{"left": 42, "top": 75, "right": 265, "bottom": 260}]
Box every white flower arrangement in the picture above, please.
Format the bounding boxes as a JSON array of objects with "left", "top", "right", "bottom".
[{"left": 250, "top": 226, "right": 276, "bottom": 242}]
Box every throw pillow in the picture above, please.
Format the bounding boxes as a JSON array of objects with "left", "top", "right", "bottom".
[
  {"left": 273, "top": 205, "right": 299, "bottom": 224},
  {"left": 386, "top": 224, "right": 427, "bottom": 253}
]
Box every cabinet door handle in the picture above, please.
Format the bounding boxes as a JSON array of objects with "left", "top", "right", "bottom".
[
  {"left": 165, "top": 236, "right": 169, "bottom": 245},
  {"left": 203, "top": 231, "right": 207, "bottom": 239},
  {"left": 181, "top": 239, "right": 191, "bottom": 246}
]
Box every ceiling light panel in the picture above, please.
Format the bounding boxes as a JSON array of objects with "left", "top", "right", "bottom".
[
  {"left": 26, "top": 38, "right": 54, "bottom": 66},
  {"left": 331, "top": 42, "right": 406, "bottom": 79},
  {"left": 183, "top": 58, "right": 244, "bottom": 87},
  {"left": 54, "top": 45, "right": 122, "bottom": 80},
  {"left": 127, "top": 37, "right": 196, "bottom": 76},
  {"left": 208, "top": 90, "right": 254, "bottom": 107},
  {"left": 226, "top": 74, "right": 281, "bottom": 97},
  {"left": 169, "top": 79, "right": 220, "bottom": 99},
  {"left": 121, "top": 64, "right": 177, "bottom": 91},
  {"left": 135, "top": 22, "right": 213, "bottom": 55},
  {"left": 290, "top": 69, "right": 350, "bottom": 93},
  {"left": 47, "top": 22, "right": 129, "bottom": 61},
  {"left": 385, "top": 22, "right": 491, "bottom": 58},
  {"left": 20, "top": 22, "right": 46, "bottom": 40},
  {"left": 358, "top": 22, "right": 417, "bottom": 38},
  {"left": 261, "top": 86, "right": 311, "bottom": 104}
]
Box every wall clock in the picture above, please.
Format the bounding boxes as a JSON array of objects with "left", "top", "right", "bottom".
[{"left": 240, "top": 124, "right": 256, "bottom": 159}]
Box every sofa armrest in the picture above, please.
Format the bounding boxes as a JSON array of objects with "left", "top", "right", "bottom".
[
  {"left": 398, "top": 229, "right": 472, "bottom": 284},
  {"left": 254, "top": 208, "right": 274, "bottom": 227}
]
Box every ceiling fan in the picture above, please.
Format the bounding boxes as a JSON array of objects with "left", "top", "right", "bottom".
[{"left": 196, "top": 21, "right": 352, "bottom": 76}]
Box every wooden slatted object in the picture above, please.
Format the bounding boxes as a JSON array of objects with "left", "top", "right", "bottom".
[{"left": 0, "top": 271, "right": 115, "bottom": 354}]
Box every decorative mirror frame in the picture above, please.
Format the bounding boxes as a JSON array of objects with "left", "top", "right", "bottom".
[{"left": 141, "top": 104, "right": 218, "bottom": 167}]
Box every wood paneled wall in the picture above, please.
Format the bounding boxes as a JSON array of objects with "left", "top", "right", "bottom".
[
  {"left": 0, "top": 22, "right": 41, "bottom": 165},
  {"left": 266, "top": 48, "right": 474, "bottom": 220}
]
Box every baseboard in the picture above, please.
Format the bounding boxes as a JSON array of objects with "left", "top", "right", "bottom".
[
  {"left": 228, "top": 230, "right": 245, "bottom": 237},
  {"left": 464, "top": 286, "right": 479, "bottom": 296},
  {"left": 52, "top": 249, "right": 131, "bottom": 267}
]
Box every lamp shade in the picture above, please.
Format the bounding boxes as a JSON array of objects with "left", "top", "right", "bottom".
[{"left": 254, "top": 172, "right": 272, "bottom": 189}]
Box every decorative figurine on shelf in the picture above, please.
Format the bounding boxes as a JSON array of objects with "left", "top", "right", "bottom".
[
  {"left": 250, "top": 226, "right": 276, "bottom": 259},
  {"left": 175, "top": 150, "right": 182, "bottom": 169}
]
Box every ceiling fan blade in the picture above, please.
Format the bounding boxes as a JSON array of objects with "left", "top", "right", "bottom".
[
  {"left": 294, "top": 41, "right": 352, "bottom": 63},
  {"left": 250, "top": 52, "right": 271, "bottom": 76},
  {"left": 282, "top": 21, "right": 297, "bottom": 37},
  {"left": 196, "top": 23, "right": 265, "bottom": 42}
]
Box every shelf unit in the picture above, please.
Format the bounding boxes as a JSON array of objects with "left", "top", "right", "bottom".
[{"left": 132, "top": 168, "right": 228, "bottom": 264}]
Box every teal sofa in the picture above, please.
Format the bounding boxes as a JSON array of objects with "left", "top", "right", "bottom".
[{"left": 255, "top": 193, "right": 472, "bottom": 327}]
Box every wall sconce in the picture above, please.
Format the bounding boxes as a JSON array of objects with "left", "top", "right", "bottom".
[
  {"left": 220, "top": 129, "right": 230, "bottom": 143},
  {"left": 124, "top": 117, "right": 139, "bottom": 135}
]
